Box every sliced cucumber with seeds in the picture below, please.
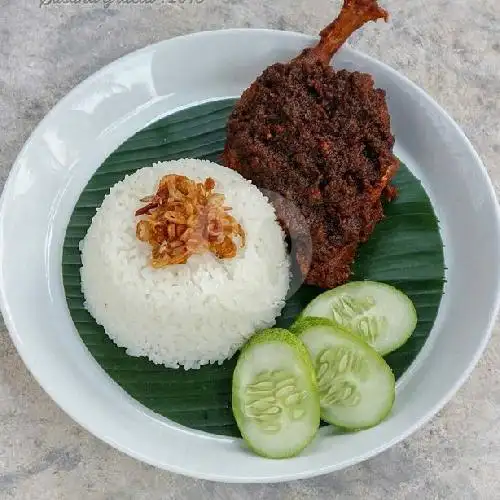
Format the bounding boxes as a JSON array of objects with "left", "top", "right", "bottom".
[
  {"left": 300, "top": 281, "right": 417, "bottom": 356},
  {"left": 232, "top": 328, "right": 320, "bottom": 459},
  {"left": 291, "top": 318, "right": 395, "bottom": 430}
]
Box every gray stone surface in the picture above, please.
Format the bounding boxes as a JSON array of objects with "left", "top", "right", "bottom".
[{"left": 1, "top": 0, "right": 499, "bottom": 498}]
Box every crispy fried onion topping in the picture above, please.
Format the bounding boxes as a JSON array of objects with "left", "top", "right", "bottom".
[{"left": 135, "top": 174, "right": 246, "bottom": 267}]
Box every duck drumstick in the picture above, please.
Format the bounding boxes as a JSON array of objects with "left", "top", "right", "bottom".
[{"left": 222, "top": 0, "right": 399, "bottom": 289}]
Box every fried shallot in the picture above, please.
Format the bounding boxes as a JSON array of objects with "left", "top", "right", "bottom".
[{"left": 135, "top": 174, "right": 245, "bottom": 267}]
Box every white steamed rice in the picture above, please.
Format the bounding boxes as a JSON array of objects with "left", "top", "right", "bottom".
[{"left": 80, "top": 159, "right": 290, "bottom": 370}]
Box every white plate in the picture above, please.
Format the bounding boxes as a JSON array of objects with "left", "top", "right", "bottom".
[{"left": 1, "top": 29, "right": 499, "bottom": 483}]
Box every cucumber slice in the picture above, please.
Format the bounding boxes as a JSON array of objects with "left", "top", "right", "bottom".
[
  {"left": 300, "top": 281, "right": 417, "bottom": 356},
  {"left": 232, "top": 328, "right": 320, "bottom": 459},
  {"left": 291, "top": 318, "right": 395, "bottom": 430}
]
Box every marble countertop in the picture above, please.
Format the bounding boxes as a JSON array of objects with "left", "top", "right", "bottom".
[{"left": 1, "top": 0, "right": 499, "bottom": 498}]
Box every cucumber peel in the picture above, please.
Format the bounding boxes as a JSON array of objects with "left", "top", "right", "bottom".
[
  {"left": 291, "top": 318, "right": 395, "bottom": 430},
  {"left": 232, "top": 328, "right": 320, "bottom": 459},
  {"left": 300, "top": 281, "right": 417, "bottom": 356}
]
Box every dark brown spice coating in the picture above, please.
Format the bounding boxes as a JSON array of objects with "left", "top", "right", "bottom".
[{"left": 223, "top": 59, "right": 399, "bottom": 288}]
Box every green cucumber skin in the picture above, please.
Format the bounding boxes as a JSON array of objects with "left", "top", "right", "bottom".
[
  {"left": 231, "top": 328, "right": 320, "bottom": 459},
  {"left": 290, "top": 317, "right": 348, "bottom": 338},
  {"left": 299, "top": 280, "right": 418, "bottom": 356},
  {"left": 291, "top": 318, "right": 396, "bottom": 430},
  {"left": 290, "top": 317, "right": 367, "bottom": 349},
  {"left": 240, "top": 328, "right": 317, "bottom": 373}
]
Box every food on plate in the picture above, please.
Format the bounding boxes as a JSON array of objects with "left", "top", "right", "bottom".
[
  {"left": 222, "top": 0, "right": 399, "bottom": 289},
  {"left": 79, "top": 159, "right": 290, "bottom": 370},
  {"left": 231, "top": 328, "right": 320, "bottom": 459},
  {"left": 300, "top": 281, "right": 417, "bottom": 355},
  {"left": 290, "top": 317, "right": 395, "bottom": 429},
  {"left": 231, "top": 281, "right": 415, "bottom": 457},
  {"left": 135, "top": 174, "right": 245, "bottom": 267},
  {"left": 69, "top": 0, "right": 427, "bottom": 457}
]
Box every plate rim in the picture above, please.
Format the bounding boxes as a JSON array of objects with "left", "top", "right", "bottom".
[{"left": 1, "top": 28, "right": 500, "bottom": 483}]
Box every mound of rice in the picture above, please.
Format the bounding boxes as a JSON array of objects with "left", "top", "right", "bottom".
[{"left": 80, "top": 159, "right": 290, "bottom": 369}]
